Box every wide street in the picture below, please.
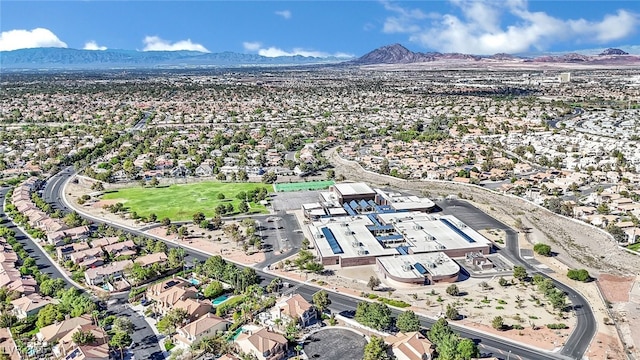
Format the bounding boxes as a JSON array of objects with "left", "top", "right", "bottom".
[
  {"left": 43, "top": 168, "right": 586, "bottom": 360},
  {"left": 438, "top": 198, "right": 596, "bottom": 359}
]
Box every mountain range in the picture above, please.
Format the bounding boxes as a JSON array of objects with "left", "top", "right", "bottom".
[
  {"left": 350, "top": 44, "right": 637, "bottom": 65},
  {"left": 1, "top": 44, "right": 638, "bottom": 70},
  {"left": 0, "top": 47, "right": 349, "bottom": 70}
]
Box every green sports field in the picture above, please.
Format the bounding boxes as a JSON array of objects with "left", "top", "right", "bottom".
[
  {"left": 101, "top": 182, "right": 272, "bottom": 221},
  {"left": 273, "top": 180, "right": 335, "bottom": 192}
]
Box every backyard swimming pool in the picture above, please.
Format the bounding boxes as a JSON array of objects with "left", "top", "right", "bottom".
[{"left": 212, "top": 294, "right": 229, "bottom": 305}]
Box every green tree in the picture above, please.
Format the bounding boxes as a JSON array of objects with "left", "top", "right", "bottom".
[
  {"left": 110, "top": 331, "right": 132, "bottom": 360},
  {"left": 36, "top": 304, "right": 65, "bottom": 328},
  {"left": 363, "top": 336, "right": 390, "bottom": 360},
  {"left": 238, "top": 201, "right": 249, "bottom": 213},
  {"left": 355, "top": 302, "right": 392, "bottom": 331},
  {"left": 445, "top": 304, "right": 460, "bottom": 320},
  {"left": 148, "top": 213, "right": 157, "bottom": 223},
  {"left": 39, "top": 278, "right": 66, "bottom": 297},
  {"left": 312, "top": 290, "right": 330, "bottom": 314},
  {"left": 396, "top": 310, "right": 421, "bottom": 332},
  {"left": 161, "top": 217, "right": 171, "bottom": 226},
  {"left": 367, "top": 276, "right": 381, "bottom": 291},
  {"left": 112, "top": 317, "right": 134, "bottom": 335},
  {"left": 428, "top": 317, "right": 453, "bottom": 345},
  {"left": 446, "top": 284, "right": 460, "bottom": 296},
  {"left": 203, "top": 281, "right": 224, "bottom": 299},
  {"left": 456, "top": 337, "right": 480, "bottom": 360},
  {"left": 193, "top": 212, "right": 206, "bottom": 224},
  {"left": 492, "top": 316, "right": 505, "bottom": 331},
  {"left": 63, "top": 211, "right": 83, "bottom": 227},
  {"left": 534, "top": 243, "right": 552, "bottom": 256},
  {"left": 71, "top": 330, "right": 96, "bottom": 345},
  {"left": 156, "top": 308, "right": 188, "bottom": 335},
  {"left": 513, "top": 265, "right": 528, "bottom": 282},
  {"left": 567, "top": 269, "right": 590, "bottom": 282}
]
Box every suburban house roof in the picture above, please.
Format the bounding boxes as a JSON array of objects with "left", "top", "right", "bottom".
[
  {"left": 37, "top": 315, "right": 93, "bottom": 343},
  {"left": 11, "top": 293, "right": 53, "bottom": 313},
  {"left": 0, "top": 327, "right": 20, "bottom": 360},
  {"left": 388, "top": 332, "right": 434, "bottom": 360},
  {"left": 134, "top": 252, "right": 168, "bottom": 267},
  {"left": 246, "top": 328, "right": 287, "bottom": 353},
  {"left": 278, "top": 294, "right": 314, "bottom": 319},
  {"left": 178, "top": 313, "right": 230, "bottom": 338},
  {"left": 173, "top": 298, "right": 213, "bottom": 318},
  {"left": 84, "top": 260, "right": 133, "bottom": 281}
]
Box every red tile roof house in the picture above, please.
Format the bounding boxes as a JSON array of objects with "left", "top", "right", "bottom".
[
  {"left": 271, "top": 294, "right": 317, "bottom": 327},
  {"left": 53, "top": 323, "right": 109, "bottom": 360},
  {"left": 84, "top": 260, "right": 133, "bottom": 288},
  {"left": 103, "top": 240, "right": 137, "bottom": 258},
  {"left": 69, "top": 248, "right": 105, "bottom": 268},
  {"left": 11, "top": 293, "right": 55, "bottom": 319},
  {"left": 146, "top": 278, "right": 198, "bottom": 316},
  {"left": 56, "top": 242, "right": 91, "bottom": 262},
  {"left": 47, "top": 226, "right": 90, "bottom": 246},
  {"left": 235, "top": 327, "right": 288, "bottom": 360},
  {"left": 175, "top": 313, "right": 231, "bottom": 348},
  {"left": 134, "top": 252, "right": 168, "bottom": 268}
]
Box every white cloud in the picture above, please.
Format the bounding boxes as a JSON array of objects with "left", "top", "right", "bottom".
[
  {"left": 142, "top": 36, "right": 209, "bottom": 52},
  {"left": 275, "top": 10, "right": 292, "bottom": 19},
  {"left": 255, "top": 46, "right": 353, "bottom": 58},
  {"left": 0, "top": 28, "right": 67, "bottom": 51},
  {"left": 83, "top": 40, "right": 107, "bottom": 51},
  {"left": 382, "top": 0, "right": 640, "bottom": 54},
  {"left": 243, "top": 41, "right": 262, "bottom": 51}
]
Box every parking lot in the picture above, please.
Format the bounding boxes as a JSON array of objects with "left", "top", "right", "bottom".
[
  {"left": 303, "top": 328, "right": 367, "bottom": 360},
  {"left": 271, "top": 190, "right": 322, "bottom": 211}
]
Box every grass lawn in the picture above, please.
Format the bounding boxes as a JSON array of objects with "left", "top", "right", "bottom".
[
  {"left": 274, "top": 180, "right": 335, "bottom": 192},
  {"left": 627, "top": 242, "right": 640, "bottom": 252},
  {"left": 101, "top": 182, "right": 272, "bottom": 221}
]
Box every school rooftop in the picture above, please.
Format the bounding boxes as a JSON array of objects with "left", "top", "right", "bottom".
[{"left": 304, "top": 182, "right": 493, "bottom": 269}]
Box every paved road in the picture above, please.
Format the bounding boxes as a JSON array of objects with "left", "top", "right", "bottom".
[
  {"left": 42, "top": 173, "right": 165, "bottom": 360},
  {"left": 109, "top": 293, "right": 165, "bottom": 360},
  {"left": 0, "top": 187, "right": 76, "bottom": 288},
  {"left": 438, "top": 199, "right": 596, "bottom": 359},
  {"left": 47, "top": 171, "right": 584, "bottom": 360}
]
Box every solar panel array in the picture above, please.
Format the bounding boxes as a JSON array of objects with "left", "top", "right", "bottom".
[{"left": 321, "top": 227, "right": 344, "bottom": 254}]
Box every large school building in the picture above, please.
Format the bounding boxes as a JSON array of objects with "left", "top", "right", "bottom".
[{"left": 303, "top": 182, "right": 495, "bottom": 285}]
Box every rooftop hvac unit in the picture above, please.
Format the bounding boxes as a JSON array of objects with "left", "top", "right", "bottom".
[
  {"left": 402, "top": 261, "right": 412, "bottom": 272},
  {"left": 413, "top": 224, "right": 423, "bottom": 230},
  {"left": 345, "top": 230, "right": 353, "bottom": 236},
  {"left": 439, "top": 244, "right": 446, "bottom": 250},
  {"left": 457, "top": 221, "right": 466, "bottom": 228},
  {"left": 357, "top": 247, "right": 367, "bottom": 256},
  {"left": 351, "top": 240, "right": 359, "bottom": 248},
  {"left": 429, "top": 262, "right": 436, "bottom": 269},
  {"left": 425, "top": 234, "right": 435, "bottom": 241}
]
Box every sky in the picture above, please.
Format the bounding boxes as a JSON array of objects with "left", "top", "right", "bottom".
[{"left": 1, "top": 1, "right": 639, "bottom": 56}]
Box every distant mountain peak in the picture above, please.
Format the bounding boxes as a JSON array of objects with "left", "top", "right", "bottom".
[
  {"left": 599, "top": 48, "right": 629, "bottom": 56},
  {"left": 352, "top": 43, "right": 479, "bottom": 65}
]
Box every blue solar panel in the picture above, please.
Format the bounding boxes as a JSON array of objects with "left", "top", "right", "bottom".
[
  {"left": 367, "top": 214, "right": 382, "bottom": 227},
  {"left": 396, "top": 246, "right": 409, "bottom": 255},
  {"left": 350, "top": 200, "right": 360, "bottom": 211},
  {"left": 440, "top": 218, "right": 476, "bottom": 243},
  {"left": 414, "top": 263, "right": 428, "bottom": 275},
  {"left": 359, "top": 200, "right": 370, "bottom": 210},
  {"left": 343, "top": 203, "right": 357, "bottom": 216},
  {"left": 321, "top": 227, "right": 344, "bottom": 254},
  {"left": 367, "top": 225, "right": 394, "bottom": 231}
]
